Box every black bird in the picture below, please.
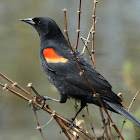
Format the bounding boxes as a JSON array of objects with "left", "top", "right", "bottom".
[{"left": 21, "top": 17, "right": 140, "bottom": 128}]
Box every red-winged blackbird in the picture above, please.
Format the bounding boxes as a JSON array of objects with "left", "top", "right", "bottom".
[{"left": 21, "top": 17, "right": 140, "bottom": 127}]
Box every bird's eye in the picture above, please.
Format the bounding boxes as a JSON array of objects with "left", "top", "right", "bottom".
[
  {"left": 32, "top": 18, "right": 41, "bottom": 25},
  {"left": 38, "top": 20, "right": 41, "bottom": 25}
]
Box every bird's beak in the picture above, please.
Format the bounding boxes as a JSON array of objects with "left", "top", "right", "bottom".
[{"left": 20, "top": 18, "right": 35, "bottom": 25}]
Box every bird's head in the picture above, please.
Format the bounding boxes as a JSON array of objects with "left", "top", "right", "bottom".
[{"left": 20, "top": 17, "right": 62, "bottom": 39}]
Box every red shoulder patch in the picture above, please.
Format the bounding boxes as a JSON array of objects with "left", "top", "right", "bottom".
[{"left": 43, "top": 48, "right": 68, "bottom": 63}]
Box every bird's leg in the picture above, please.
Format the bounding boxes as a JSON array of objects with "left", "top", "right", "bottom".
[
  {"left": 36, "top": 94, "right": 67, "bottom": 109},
  {"left": 44, "top": 94, "right": 67, "bottom": 103},
  {"left": 70, "top": 100, "right": 87, "bottom": 123},
  {"left": 43, "top": 96, "right": 60, "bottom": 102}
]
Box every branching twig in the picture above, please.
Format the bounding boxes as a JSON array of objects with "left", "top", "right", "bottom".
[
  {"left": 81, "top": 2, "right": 110, "bottom": 139},
  {"left": 91, "top": 0, "right": 98, "bottom": 68},
  {"left": 81, "top": 27, "right": 93, "bottom": 55},
  {"left": 28, "top": 83, "right": 43, "bottom": 101},
  {"left": 81, "top": 37, "right": 94, "bottom": 66},
  {"left": 62, "top": 8, "right": 124, "bottom": 140},
  {"left": 55, "top": 118, "right": 71, "bottom": 140},
  {"left": 33, "top": 106, "right": 46, "bottom": 140},
  {"left": 58, "top": 120, "right": 74, "bottom": 138},
  {"left": 0, "top": 73, "right": 33, "bottom": 98},
  {"left": 1, "top": 82, "right": 29, "bottom": 102},
  {"left": 0, "top": 73, "right": 95, "bottom": 140},
  {"left": 36, "top": 116, "right": 54, "bottom": 130}
]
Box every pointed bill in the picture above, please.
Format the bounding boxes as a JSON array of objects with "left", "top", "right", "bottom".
[{"left": 20, "top": 18, "right": 35, "bottom": 25}]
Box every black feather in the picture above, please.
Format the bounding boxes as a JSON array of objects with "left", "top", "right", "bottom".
[{"left": 105, "top": 100, "right": 140, "bottom": 128}]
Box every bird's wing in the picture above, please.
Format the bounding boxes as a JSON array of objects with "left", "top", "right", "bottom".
[{"left": 42, "top": 47, "right": 121, "bottom": 102}]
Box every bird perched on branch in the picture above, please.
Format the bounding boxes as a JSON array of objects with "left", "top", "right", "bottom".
[{"left": 21, "top": 17, "right": 140, "bottom": 128}]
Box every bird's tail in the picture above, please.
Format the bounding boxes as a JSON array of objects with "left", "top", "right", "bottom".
[{"left": 105, "top": 101, "right": 140, "bottom": 128}]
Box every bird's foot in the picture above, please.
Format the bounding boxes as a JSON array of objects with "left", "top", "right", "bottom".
[
  {"left": 34, "top": 95, "right": 46, "bottom": 110},
  {"left": 67, "top": 117, "right": 78, "bottom": 129}
]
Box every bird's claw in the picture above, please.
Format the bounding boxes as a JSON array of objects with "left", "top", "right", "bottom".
[
  {"left": 67, "top": 117, "right": 77, "bottom": 130},
  {"left": 39, "top": 99, "right": 46, "bottom": 109},
  {"left": 34, "top": 95, "right": 46, "bottom": 110}
]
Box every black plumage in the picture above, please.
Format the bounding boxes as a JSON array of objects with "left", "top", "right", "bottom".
[{"left": 21, "top": 17, "right": 140, "bottom": 128}]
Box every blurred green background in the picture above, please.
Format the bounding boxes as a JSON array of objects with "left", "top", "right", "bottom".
[{"left": 0, "top": 0, "right": 140, "bottom": 139}]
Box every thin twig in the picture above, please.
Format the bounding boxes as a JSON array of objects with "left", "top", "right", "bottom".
[
  {"left": 0, "top": 73, "right": 33, "bottom": 98},
  {"left": 58, "top": 121, "right": 74, "bottom": 138},
  {"left": 81, "top": 110, "right": 88, "bottom": 133},
  {"left": 36, "top": 116, "right": 54, "bottom": 130},
  {"left": 81, "top": 37, "right": 94, "bottom": 66},
  {"left": 1, "top": 82, "right": 30, "bottom": 102},
  {"left": 75, "top": 0, "right": 82, "bottom": 49},
  {"left": 108, "top": 119, "right": 114, "bottom": 140},
  {"left": 74, "top": 100, "right": 79, "bottom": 126},
  {"left": 99, "top": 107, "right": 110, "bottom": 140},
  {"left": 28, "top": 84, "right": 43, "bottom": 101},
  {"left": 55, "top": 118, "right": 71, "bottom": 140},
  {"left": 119, "top": 90, "right": 140, "bottom": 139},
  {"left": 81, "top": 12, "right": 98, "bottom": 56},
  {"left": 118, "top": 93, "right": 128, "bottom": 109},
  {"left": 33, "top": 106, "right": 45, "bottom": 140},
  {"left": 62, "top": 9, "right": 72, "bottom": 49},
  {"left": 91, "top": 0, "right": 98, "bottom": 68},
  {"left": 81, "top": 27, "right": 93, "bottom": 55},
  {"left": 128, "top": 90, "right": 140, "bottom": 111},
  {"left": 62, "top": 119, "right": 93, "bottom": 140},
  {"left": 86, "top": 105, "right": 97, "bottom": 139}
]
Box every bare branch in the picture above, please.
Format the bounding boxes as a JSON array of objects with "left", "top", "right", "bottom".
[
  {"left": 62, "top": 6, "right": 124, "bottom": 139},
  {"left": 33, "top": 106, "right": 45, "bottom": 140},
  {"left": 0, "top": 73, "right": 95, "bottom": 140},
  {"left": 75, "top": 0, "right": 82, "bottom": 49}
]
